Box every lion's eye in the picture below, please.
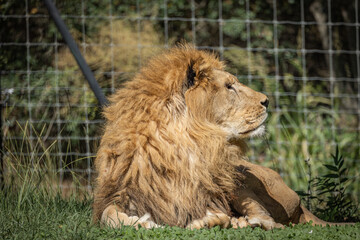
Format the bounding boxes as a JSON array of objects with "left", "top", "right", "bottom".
[{"left": 225, "top": 83, "right": 235, "bottom": 91}]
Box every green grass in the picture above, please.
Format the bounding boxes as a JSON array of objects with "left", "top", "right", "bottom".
[{"left": 0, "top": 189, "right": 359, "bottom": 240}]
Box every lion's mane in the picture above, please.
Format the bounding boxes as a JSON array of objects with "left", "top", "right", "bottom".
[{"left": 93, "top": 45, "right": 247, "bottom": 227}]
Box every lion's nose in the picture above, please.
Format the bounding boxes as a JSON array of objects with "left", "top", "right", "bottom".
[{"left": 261, "top": 98, "right": 269, "bottom": 108}]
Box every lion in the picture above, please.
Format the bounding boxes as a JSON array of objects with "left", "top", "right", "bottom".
[{"left": 93, "top": 44, "right": 351, "bottom": 230}]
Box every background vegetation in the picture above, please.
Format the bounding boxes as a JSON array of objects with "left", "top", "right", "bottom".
[{"left": 1, "top": 0, "right": 359, "bottom": 227}]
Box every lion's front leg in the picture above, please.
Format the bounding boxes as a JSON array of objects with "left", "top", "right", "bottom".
[
  {"left": 101, "top": 204, "right": 161, "bottom": 229},
  {"left": 186, "top": 210, "right": 231, "bottom": 229},
  {"left": 231, "top": 188, "right": 284, "bottom": 230}
]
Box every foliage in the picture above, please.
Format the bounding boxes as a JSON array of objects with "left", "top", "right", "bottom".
[
  {"left": 251, "top": 100, "right": 360, "bottom": 198},
  {"left": 2, "top": 16, "right": 163, "bottom": 166},
  {"left": 297, "top": 147, "right": 359, "bottom": 222},
  {"left": 57, "top": 20, "right": 163, "bottom": 81}
]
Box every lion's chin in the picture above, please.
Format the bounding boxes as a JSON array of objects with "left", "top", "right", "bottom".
[
  {"left": 248, "top": 125, "right": 266, "bottom": 138},
  {"left": 237, "top": 124, "right": 266, "bottom": 139},
  {"left": 226, "top": 124, "right": 266, "bottom": 141}
]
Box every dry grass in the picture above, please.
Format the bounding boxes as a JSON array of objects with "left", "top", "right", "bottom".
[{"left": 3, "top": 122, "right": 92, "bottom": 200}]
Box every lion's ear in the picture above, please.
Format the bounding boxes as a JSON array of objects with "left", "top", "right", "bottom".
[{"left": 184, "top": 61, "right": 196, "bottom": 92}]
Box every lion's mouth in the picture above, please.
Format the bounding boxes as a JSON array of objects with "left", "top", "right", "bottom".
[
  {"left": 239, "top": 114, "right": 268, "bottom": 135},
  {"left": 239, "top": 123, "right": 265, "bottom": 135}
]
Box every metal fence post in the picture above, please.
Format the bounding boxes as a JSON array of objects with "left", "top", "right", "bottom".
[
  {"left": 43, "top": 0, "right": 108, "bottom": 107},
  {"left": 0, "top": 73, "right": 3, "bottom": 189}
]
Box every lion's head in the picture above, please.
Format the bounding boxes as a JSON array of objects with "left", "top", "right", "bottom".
[
  {"left": 94, "top": 44, "right": 269, "bottom": 227},
  {"left": 184, "top": 63, "right": 269, "bottom": 140}
]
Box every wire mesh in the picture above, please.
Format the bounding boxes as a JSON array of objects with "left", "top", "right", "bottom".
[{"left": 1, "top": 0, "right": 359, "bottom": 199}]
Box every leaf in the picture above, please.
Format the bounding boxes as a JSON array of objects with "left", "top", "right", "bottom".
[
  {"left": 323, "top": 182, "right": 336, "bottom": 187},
  {"left": 322, "top": 173, "right": 339, "bottom": 179},
  {"left": 335, "top": 146, "right": 340, "bottom": 162},
  {"left": 323, "top": 164, "right": 338, "bottom": 172},
  {"left": 331, "top": 154, "right": 336, "bottom": 164},
  {"left": 339, "top": 168, "right": 347, "bottom": 176},
  {"left": 340, "top": 177, "right": 348, "bottom": 183},
  {"left": 337, "top": 157, "right": 344, "bottom": 169},
  {"left": 318, "top": 190, "right": 332, "bottom": 195},
  {"left": 338, "top": 158, "right": 344, "bottom": 170}
]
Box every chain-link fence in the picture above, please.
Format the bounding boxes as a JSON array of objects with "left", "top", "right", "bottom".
[{"left": 1, "top": 0, "right": 359, "bottom": 200}]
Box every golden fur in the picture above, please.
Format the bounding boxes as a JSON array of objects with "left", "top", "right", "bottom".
[{"left": 93, "top": 44, "right": 270, "bottom": 228}]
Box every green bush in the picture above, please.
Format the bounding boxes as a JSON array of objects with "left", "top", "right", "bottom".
[{"left": 297, "top": 147, "right": 359, "bottom": 222}]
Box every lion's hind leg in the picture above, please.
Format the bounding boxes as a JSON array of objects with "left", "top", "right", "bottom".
[
  {"left": 101, "top": 205, "right": 161, "bottom": 229},
  {"left": 186, "top": 210, "right": 231, "bottom": 229}
]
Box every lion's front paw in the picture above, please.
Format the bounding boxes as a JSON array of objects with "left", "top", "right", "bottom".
[
  {"left": 230, "top": 217, "right": 250, "bottom": 228},
  {"left": 186, "top": 219, "right": 206, "bottom": 229},
  {"left": 136, "top": 220, "right": 162, "bottom": 229},
  {"left": 246, "top": 216, "right": 284, "bottom": 230},
  {"left": 186, "top": 210, "right": 231, "bottom": 229},
  {"left": 135, "top": 213, "right": 162, "bottom": 229}
]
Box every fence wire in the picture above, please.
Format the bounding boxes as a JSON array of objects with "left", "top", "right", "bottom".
[{"left": 1, "top": 0, "right": 359, "bottom": 199}]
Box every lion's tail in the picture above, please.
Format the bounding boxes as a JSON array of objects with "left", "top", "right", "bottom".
[{"left": 298, "top": 205, "right": 355, "bottom": 226}]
